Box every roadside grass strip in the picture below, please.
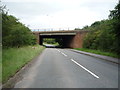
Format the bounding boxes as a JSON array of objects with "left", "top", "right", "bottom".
[
  {"left": 75, "top": 48, "right": 118, "bottom": 58},
  {"left": 2, "top": 45, "right": 45, "bottom": 83},
  {"left": 0, "top": 47, "right": 2, "bottom": 84}
]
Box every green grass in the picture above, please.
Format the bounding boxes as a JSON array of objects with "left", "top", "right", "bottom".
[
  {"left": 51, "top": 42, "right": 59, "bottom": 46},
  {"left": 74, "top": 48, "right": 119, "bottom": 58},
  {"left": 2, "top": 45, "right": 45, "bottom": 83},
  {"left": 0, "top": 46, "right": 2, "bottom": 84}
]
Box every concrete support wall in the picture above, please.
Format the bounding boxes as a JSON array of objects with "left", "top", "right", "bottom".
[{"left": 69, "top": 32, "right": 87, "bottom": 48}]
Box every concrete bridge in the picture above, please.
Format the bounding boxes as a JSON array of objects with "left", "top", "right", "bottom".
[{"left": 33, "top": 30, "right": 89, "bottom": 48}]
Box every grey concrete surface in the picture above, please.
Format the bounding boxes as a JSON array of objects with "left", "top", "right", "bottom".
[{"left": 14, "top": 48, "right": 118, "bottom": 88}]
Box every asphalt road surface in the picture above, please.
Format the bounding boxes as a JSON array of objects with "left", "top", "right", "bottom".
[{"left": 14, "top": 48, "right": 118, "bottom": 88}]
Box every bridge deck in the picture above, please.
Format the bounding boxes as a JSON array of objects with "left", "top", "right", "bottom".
[{"left": 33, "top": 30, "right": 89, "bottom": 34}]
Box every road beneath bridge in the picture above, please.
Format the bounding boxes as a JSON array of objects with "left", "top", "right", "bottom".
[{"left": 14, "top": 48, "right": 118, "bottom": 88}]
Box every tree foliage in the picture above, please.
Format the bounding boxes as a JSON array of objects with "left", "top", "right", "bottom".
[
  {"left": 43, "top": 38, "right": 56, "bottom": 44},
  {"left": 2, "top": 6, "right": 36, "bottom": 48},
  {"left": 83, "top": 2, "right": 120, "bottom": 54},
  {"left": 109, "top": 1, "right": 120, "bottom": 54}
]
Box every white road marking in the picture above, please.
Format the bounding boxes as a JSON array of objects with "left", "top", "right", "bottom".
[
  {"left": 71, "top": 59, "right": 99, "bottom": 79},
  {"left": 58, "top": 50, "right": 60, "bottom": 52},
  {"left": 56, "top": 49, "right": 99, "bottom": 78},
  {"left": 56, "top": 49, "right": 67, "bottom": 57},
  {"left": 61, "top": 52, "right": 67, "bottom": 57},
  {"left": 56, "top": 49, "right": 61, "bottom": 52}
]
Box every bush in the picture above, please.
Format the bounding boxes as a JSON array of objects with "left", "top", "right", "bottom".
[
  {"left": 83, "top": 19, "right": 116, "bottom": 53},
  {"left": 2, "top": 11, "right": 36, "bottom": 48},
  {"left": 83, "top": 2, "right": 120, "bottom": 54}
]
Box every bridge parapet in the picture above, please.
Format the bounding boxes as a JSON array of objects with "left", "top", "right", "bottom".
[{"left": 33, "top": 30, "right": 89, "bottom": 34}]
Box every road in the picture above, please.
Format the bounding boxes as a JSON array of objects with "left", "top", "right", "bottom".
[
  {"left": 14, "top": 48, "right": 118, "bottom": 88},
  {"left": 43, "top": 44, "right": 56, "bottom": 48}
]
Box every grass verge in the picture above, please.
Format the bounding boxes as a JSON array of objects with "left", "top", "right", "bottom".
[
  {"left": 0, "top": 46, "right": 2, "bottom": 84},
  {"left": 2, "top": 45, "right": 45, "bottom": 83},
  {"left": 74, "top": 48, "right": 119, "bottom": 58}
]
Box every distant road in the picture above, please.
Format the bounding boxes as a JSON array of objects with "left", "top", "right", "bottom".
[
  {"left": 43, "top": 44, "right": 56, "bottom": 48},
  {"left": 14, "top": 48, "right": 118, "bottom": 88}
]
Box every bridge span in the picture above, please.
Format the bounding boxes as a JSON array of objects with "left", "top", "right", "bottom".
[{"left": 33, "top": 30, "right": 89, "bottom": 48}]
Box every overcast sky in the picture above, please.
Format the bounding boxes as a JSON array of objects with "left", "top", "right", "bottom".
[{"left": 2, "top": 0, "right": 118, "bottom": 31}]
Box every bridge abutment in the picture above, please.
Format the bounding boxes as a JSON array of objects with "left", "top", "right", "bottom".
[
  {"left": 69, "top": 32, "right": 87, "bottom": 48},
  {"left": 33, "top": 33, "right": 40, "bottom": 44}
]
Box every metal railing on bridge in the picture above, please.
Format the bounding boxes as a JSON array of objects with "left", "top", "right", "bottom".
[{"left": 31, "top": 28, "right": 73, "bottom": 32}]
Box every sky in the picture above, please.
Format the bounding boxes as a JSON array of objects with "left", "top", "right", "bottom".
[{"left": 2, "top": 0, "right": 118, "bottom": 31}]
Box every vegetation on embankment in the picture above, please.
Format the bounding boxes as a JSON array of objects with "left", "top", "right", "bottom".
[
  {"left": 1, "top": 4, "right": 42, "bottom": 84},
  {"left": 75, "top": 48, "right": 119, "bottom": 58},
  {"left": 43, "top": 38, "right": 59, "bottom": 46},
  {"left": 81, "top": 2, "right": 120, "bottom": 55},
  {"left": 2, "top": 45, "right": 45, "bottom": 83},
  {"left": 0, "top": 47, "right": 2, "bottom": 84},
  {"left": 43, "top": 38, "right": 56, "bottom": 44},
  {"left": 2, "top": 5, "right": 36, "bottom": 48}
]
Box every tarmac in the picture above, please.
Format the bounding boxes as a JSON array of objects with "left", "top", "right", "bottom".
[{"left": 70, "top": 49, "right": 120, "bottom": 64}]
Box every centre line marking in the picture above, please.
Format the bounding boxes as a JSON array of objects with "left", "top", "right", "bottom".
[
  {"left": 71, "top": 59, "right": 99, "bottom": 79},
  {"left": 56, "top": 49, "right": 67, "bottom": 57},
  {"left": 56, "top": 49, "right": 61, "bottom": 52},
  {"left": 61, "top": 52, "right": 67, "bottom": 57}
]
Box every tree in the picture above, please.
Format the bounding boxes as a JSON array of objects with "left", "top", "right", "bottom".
[
  {"left": 82, "top": 2, "right": 120, "bottom": 54},
  {"left": 74, "top": 28, "right": 81, "bottom": 30},
  {"left": 82, "top": 25, "right": 89, "bottom": 29},
  {"left": 2, "top": 7, "right": 36, "bottom": 48},
  {"left": 83, "top": 19, "right": 116, "bottom": 52},
  {"left": 109, "top": 1, "right": 120, "bottom": 54},
  {"left": 43, "top": 38, "right": 56, "bottom": 44}
]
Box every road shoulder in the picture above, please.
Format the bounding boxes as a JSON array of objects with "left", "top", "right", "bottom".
[{"left": 69, "top": 49, "right": 119, "bottom": 64}]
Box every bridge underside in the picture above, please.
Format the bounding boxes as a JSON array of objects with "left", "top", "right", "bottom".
[
  {"left": 39, "top": 33, "right": 85, "bottom": 48},
  {"left": 39, "top": 35, "right": 75, "bottom": 48}
]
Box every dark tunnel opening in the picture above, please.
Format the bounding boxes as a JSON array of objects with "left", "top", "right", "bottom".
[{"left": 39, "top": 35, "right": 75, "bottom": 48}]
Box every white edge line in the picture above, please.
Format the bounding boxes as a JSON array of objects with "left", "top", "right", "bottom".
[{"left": 71, "top": 59, "right": 99, "bottom": 79}]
